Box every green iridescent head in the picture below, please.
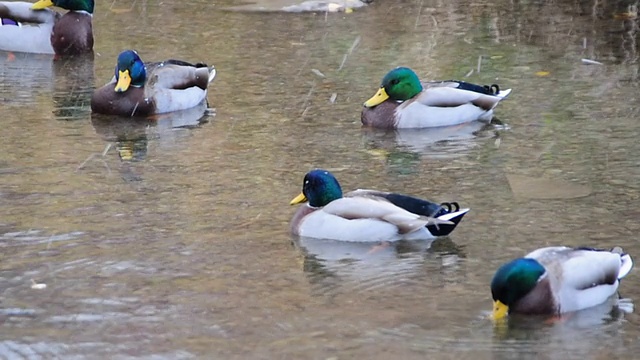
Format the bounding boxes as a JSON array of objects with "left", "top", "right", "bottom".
[
  {"left": 364, "top": 67, "right": 424, "bottom": 107},
  {"left": 32, "top": 0, "right": 94, "bottom": 13},
  {"left": 114, "top": 50, "right": 146, "bottom": 92},
  {"left": 490, "top": 258, "right": 546, "bottom": 318},
  {"left": 290, "top": 169, "right": 343, "bottom": 207}
]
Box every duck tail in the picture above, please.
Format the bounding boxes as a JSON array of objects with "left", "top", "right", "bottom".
[
  {"left": 426, "top": 205, "right": 470, "bottom": 237},
  {"left": 611, "top": 246, "right": 634, "bottom": 279},
  {"left": 208, "top": 66, "right": 217, "bottom": 84},
  {"left": 618, "top": 252, "right": 633, "bottom": 280},
  {"left": 494, "top": 88, "right": 512, "bottom": 100}
]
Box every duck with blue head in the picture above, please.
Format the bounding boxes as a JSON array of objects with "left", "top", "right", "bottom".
[
  {"left": 361, "top": 67, "right": 512, "bottom": 129},
  {"left": 91, "top": 50, "right": 217, "bottom": 117},
  {"left": 490, "top": 246, "right": 634, "bottom": 320},
  {"left": 289, "top": 169, "right": 470, "bottom": 242},
  {"left": 0, "top": 0, "right": 93, "bottom": 56}
]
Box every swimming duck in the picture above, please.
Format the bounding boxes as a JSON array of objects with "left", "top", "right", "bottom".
[
  {"left": 289, "top": 169, "right": 469, "bottom": 242},
  {"left": 0, "top": 0, "right": 93, "bottom": 56},
  {"left": 362, "top": 67, "right": 512, "bottom": 129},
  {"left": 491, "top": 246, "right": 634, "bottom": 320},
  {"left": 91, "top": 50, "right": 217, "bottom": 117}
]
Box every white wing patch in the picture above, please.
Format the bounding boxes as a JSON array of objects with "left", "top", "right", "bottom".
[
  {"left": 395, "top": 102, "right": 491, "bottom": 128},
  {"left": 0, "top": 22, "right": 54, "bottom": 54},
  {"left": 298, "top": 211, "right": 403, "bottom": 242},
  {"left": 145, "top": 64, "right": 213, "bottom": 114},
  {"left": 151, "top": 87, "right": 207, "bottom": 114}
]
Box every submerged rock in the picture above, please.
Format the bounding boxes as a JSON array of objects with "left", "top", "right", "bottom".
[{"left": 506, "top": 174, "right": 592, "bottom": 199}]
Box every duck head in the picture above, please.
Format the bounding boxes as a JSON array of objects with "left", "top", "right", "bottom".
[
  {"left": 364, "top": 67, "right": 424, "bottom": 107},
  {"left": 490, "top": 258, "right": 546, "bottom": 319},
  {"left": 32, "top": 0, "right": 94, "bottom": 13},
  {"left": 290, "top": 169, "right": 343, "bottom": 208},
  {"left": 114, "top": 50, "right": 146, "bottom": 93}
]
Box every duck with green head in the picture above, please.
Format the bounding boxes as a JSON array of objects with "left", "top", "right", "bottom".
[
  {"left": 490, "top": 246, "right": 633, "bottom": 320},
  {"left": 91, "top": 50, "right": 217, "bottom": 117},
  {"left": 289, "top": 169, "right": 469, "bottom": 242},
  {"left": 362, "top": 67, "right": 512, "bottom": 129},
  {"left": 0, "top": 0, "right": 93, "bottom": 55}
]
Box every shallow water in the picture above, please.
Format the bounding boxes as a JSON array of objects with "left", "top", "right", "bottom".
[{"left": 1, "top": 0, "right": 640, "bottom": 358}]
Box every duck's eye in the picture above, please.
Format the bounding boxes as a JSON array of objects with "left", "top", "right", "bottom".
[{"left": 391, "top": 79, "right": 400, "bottom": 85}]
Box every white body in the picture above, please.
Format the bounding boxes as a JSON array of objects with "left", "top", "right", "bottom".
[
  {"left": 395, "top": 87, "right": 512, "bottom": 129},
  {"left": 0, "top": 2, "right": 56, "bottom": 54},
  {"left": 526, "top": 246, "right": 634, "bottom": 313},
  {"left": 147, "top": 64, "right": 216, "bottom": 114},
  {"left": 297, "top": 198, "right": 469, "bottom": 243}
]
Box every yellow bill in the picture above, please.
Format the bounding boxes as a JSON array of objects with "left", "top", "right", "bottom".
[
  {"left": 118, "top": 147, "right": 133, "bottom": 161},
  {"left": 31, "top": 0, "right": 55, "bottom": 10},
  {"left": 364, "top": 87, "right": 389, "bottom": 107},
  {"left": 114, "top": 70, "right": 131, "bottom": 92},
  {"left": 289, "top": 193, "right": 307, "bottom": 205},
  {"left": 491, "top": 300, "right": 509, "bottom": 320}
]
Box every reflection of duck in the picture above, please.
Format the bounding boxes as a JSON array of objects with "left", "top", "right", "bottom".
[
  {"left": 362, "top": 121, "right": 499, "bottom": 159},
  {"left": 90, "top": 105, "right": 212, "bottom": 161},
  {"left": 0, "top": 0, "right": 94, "bottom": 56},
  {"left": 52, "top": 53, "right": 94, "bottom": 119},
  {"left": 362, "top": 67, "right": 511, "bottom": 129},
  {"left": 492, "top": 296, "right": 633, "bottom": 352},
  {"left": 296, "top": 235, "right": 464, "bottom": 263},
  {"left": 294, "top": 236, "right": 465, "bottom": 295},
  {"left": 290, "top": 169, "right": 469, "bottom": 242},
  {"left": 496, "top": 296, "right": 633, "bottom": 331},
  {"left": 90, "top": 115, "right": 150, "bottom": 162},
  {"left": 491, "top": 246, "right": 634, "bottom": 320},
  {"left": 281, "top": 0, "right": 369, "bottom": 12},
  {"left": 91, "top": 50, "right": 216, "bottom": 117}
]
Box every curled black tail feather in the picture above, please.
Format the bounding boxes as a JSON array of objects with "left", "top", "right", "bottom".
[
  {"left": 381, "top": 193, "right": 467, "bottom": 236},
  {"left": 483, "top": 84, "right": 500, "bottom": 95},
  {"left": 434, "top": 202, "right": 460, "bottom": 217},
  {"left": 426, "top": 209, "right": 467, "bottom": 237}
]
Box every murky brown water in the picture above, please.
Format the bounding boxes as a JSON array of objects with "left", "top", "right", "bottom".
[{"left": 1, "top": 0, "right": 640, "bottom": 358}]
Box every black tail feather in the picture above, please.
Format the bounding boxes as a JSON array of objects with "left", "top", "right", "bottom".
[{"left": 427, "top": 210, "right": 467, "bottom": 237}]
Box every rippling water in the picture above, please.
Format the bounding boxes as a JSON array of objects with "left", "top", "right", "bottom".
[{"left": 1, "top": 0, "right": 640, "bottom": 358}]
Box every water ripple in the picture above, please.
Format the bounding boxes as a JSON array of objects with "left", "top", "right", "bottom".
[
  {"left": 295, "top": 237, "right": 464, "bottom": 297},
  {"left": 0, "top": 230, "right": 85, "bottom": 246}
]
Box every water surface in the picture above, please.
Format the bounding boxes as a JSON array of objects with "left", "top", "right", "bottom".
[{"left": 1, "top": 0, "right": 640, "bottom": 358}]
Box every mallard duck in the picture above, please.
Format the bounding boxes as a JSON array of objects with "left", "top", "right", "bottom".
[
  {"left": 0, "top": 0, "right": 93, "bottom": 56},
  {"left": 362, "top": 67, "right": 512, "bottom": 129},
  {"left": 91, "top": 50, "right": 217, "bottom": 117},
  {"left": 491, "top": 246, "right": 634, "bottom": 320},
  {"left": 289, "top": 169, "right": 469, "bottom": 242}
]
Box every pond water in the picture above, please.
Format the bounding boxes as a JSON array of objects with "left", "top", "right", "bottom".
[{"left": 1, "top": 0, "right": 640, "bottom": 358}]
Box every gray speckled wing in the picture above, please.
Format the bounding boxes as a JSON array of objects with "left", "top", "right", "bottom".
[
  {"left": 414, "top": 86, "right": 502, "bottom": 111},
  {"left": 147, "top": 62, "right": 213, "bottom": 91}
]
